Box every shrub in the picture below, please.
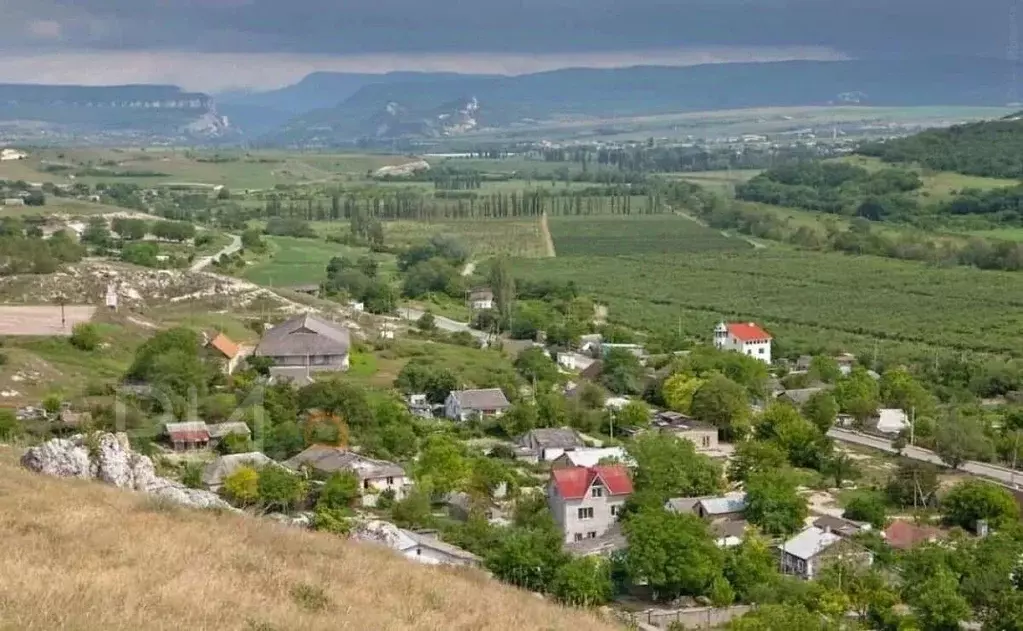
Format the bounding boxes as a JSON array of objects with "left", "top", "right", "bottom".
[
  {"left": 181, "top": 461, "right": 203, "bottom": 489},
  {"left": 70, "top": 323, "right": 101, "bottom": 351},
  {"left": 223, "top": 466, "right": 260, "bottom": 505}
]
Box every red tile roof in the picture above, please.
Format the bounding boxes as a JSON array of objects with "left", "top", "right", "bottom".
[
  {"left": 551, "top": 465, "right": 633, "bottom": 500},
  {"left": 209, "top": 333, "right": 239, "bottom": 359},
  {"left": 168, "top": 430, "right": 209, "bottom": 443},
  {"left": 884, "top": 520, "right": 946, "bottom": 550},
  {"left": 726, "top": 322, "right": 772, "bottom": 343}
]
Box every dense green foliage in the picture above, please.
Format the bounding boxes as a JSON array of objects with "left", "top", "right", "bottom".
[{"left": 548, "top": 214, "right": 748, "bottom": 256}]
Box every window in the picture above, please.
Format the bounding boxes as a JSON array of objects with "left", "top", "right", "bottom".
[
  {"left": 416, "top": 548, "right": 421, "bottom": 556},
  {"left": 574, "top": 533, "right": 583, "bottom": 542},
  {"left": 587, "top": 531, "right": 597, "bottom": 539},
  {"left": 758, "top": 347, "right": 765, "bottom": 355},
  {"left": 591, "top": 485, "right": 604, "bottom": 498},
  {"left": 363, "top": 479, "right": 371, "bottom": 490},
  {"left": 578, "top": 507, "right": 594, "bottom": 520},
  {"left": 702, "top": 436, "right": 711, "bottom": 448},
  {"left": 611, "top": 505, "right": 620, "bottom": 517},
  {"left": 386, "top": 476, "right": 394, "bottom": 485}
]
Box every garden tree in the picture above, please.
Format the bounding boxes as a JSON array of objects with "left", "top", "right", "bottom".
[
  {"left": 755, "top": 401, "right": 829, "bottom": 470},
  {"left": 222, "top": 465, "right": 259, "bottom": 505},
  {"left": 820, "top": 450, "right": 861, "bottom": 488},
  {"left": 514, "top": 347, "right": 559, "bottom": 385},
  {"left": 416, "top": 311, "right": 436, "bottom": 332},
  {"left": 82, "top": 217, "right": 111, "bottom": 247},
  {"left": 200, "top": 392, "right": 238, "bottom": 422},
  {"left": 485, "top": 526, "right": 568, "bottom": 593},
  {"left": 601, "top": 348, "right": 645, "bottom": 395},
  {"left": 69, "top": 323, "right": 101, "bottom": 351},
  {"left": 728, "top": 440, "right": 788, "bottom": 484},
  {"left": 842, "top": 491, "right": 888, "bottom": 528},
  {"left": 576, "top": 381, "right": 607, "bottom": 410},
  {"left": 880, "top": 367, "right": 936, "bottom": 416},
  {"left": 727, "top": 604, "right": 839, "bottom": 631},
  {"left": 802, "top": 390, "right": 839, "bottom": 433},
  {"left": 414, "top": 435, "right": 470, "bottom": 497},
  {"left": 257, "top": 466, "right": 307, "bottom": 513},
  {"left": 126, "top": 327, "right": 212, "bottom": 401},
  {"left": 934, "top": 411, "right": 994, "bottom": 469},
  {"left": 264, "top": 421, "right": 305, "bottom": 461},
  {"left": 549, "top": 556, "right": 613, "bottom": 607},
  {"left": 745, "top": 469, "right": 808, "bottom": 536},
  {"left": 401, "top": 258, "right": 464, "bottom": 299},
  {"left": 723, "top": 534, "right": 780, "bottom": 602},
  {"left": 808, "top": 355, "right": 842, "bottom": 383},
  {"left": 297, "top": 380, "right": 373, "bottom": 429},
  {"left": 627, "top": 433, "right": 722, "bottom": 509},
  {"left": 623, "top": 509, "right": 725, "bottom": 600},
  {"left": 907, "top": 567, "right": 972, "bottom": 631},
  {"left": 818, "top": 563, "right": 899, "bottom": 624},
  {"left": 834, "top": 368, "right": 880, "bottom": 423},
  {"left": 690, "top": 374, "right": 750, "bottom": 440},
  {"left": 709, "top": 575, "right": 736, "bottom": 607},
  {"left": 498, "top": 400, "right": 539, "bottom": 437},
  {"left": 111, "top": 217, "right": 148, "bottom": 241},
  {"left": 488, "top": 256, "right": 516, "bottom": 324},
  {"left": 246, "top": 355, "right": 274, "bottom": 377},
  {"left": 943, "top": 479, "right": 1020, "bottom": 530},
  {"left": 661, "top": 372, "right": 706, "bottom": 414},
  {"left": 317, "top": 472, "right": 361, "bottom": 510},
  {"left": 466, "top": 456, "right": 513, "bottom": 500},
  {"left": 614, "top": 400, "right": 651, "bottom": 431},
  {"left": 886, "top": 461, "right": 941, "bottom": 508},
  {"left": 536, "top": 391, "right": 571, "bottom": 428},
  {"left": 217, "top": 432, "right": 254, "bottom": 455},
  {"left": 675, "top": 346, "right": 769, "bottom": 397},
  {"left": 391, "top": 489, "right": 433, "bottom": 529},
  {"left": 240, "top": 228, "right": 264, "bottom": 250},
  {"left": 394, "top": 360, "right": 458, "bottom": 404}
]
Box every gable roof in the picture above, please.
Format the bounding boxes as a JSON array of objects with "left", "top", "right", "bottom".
[
  {"left": 254, "top": 313, "right": 350, "bottom": 358},
  {"left": 556, "top": 447, "right": 631, "bottom": 468},
  {"left": 781, "top": 526, "right": 842, "bottom": 560},
  {"left": 579, "top": 359, "right": 604, "bottom": 381},
  {"left": 202, "top": 452, "right": 275, "bottom": 487},
  {"left": 207, "top": 422, "right": 251, "bottom": 439},
  {"left": 697, "top": 493, "right": 747, "bottom": 516},
  {"left": 284, "top": 445, "right": 404, "bottom": 479},
  {"left": 551, "top": 465, "right": 633, "bottom": 500},
  {"left": 664, "top": 497, "right": 702, "bottom": 514},
  {"left": 780, "top": 386, "right": 830, "bottom": 406},
  {"left": 399, "top": 530, "right": 480, "bottom": 562},
  {"left": 520, "top": 427, "right": 585, "bottom": 450},
  {"left": 164, "top": 421, "right": 210, "bottom": 442},
  {"left": 450, "top": 388, "right": 511, "bottom": 410},
  {"left": 726, "top": 322, "right": 772, "bottom": 343},
  {"left": 814, "top": 514, "right": 869, "bottom": 537},
  {"left": 208, "top": 333, "right": 239, "bottom": 360}
]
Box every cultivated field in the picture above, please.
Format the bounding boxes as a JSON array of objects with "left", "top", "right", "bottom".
[
  {"left": 385, "top": 218, "right": 551, "bottom": 258},
  {"left": 548, "top": 214, "right": 751, "bottom": 256},
  {"left": 242, "top": 237, "right": 395, "bottom": 287},
  {"left": 0, "top": 305, "right": 95, "bottom": 336}
]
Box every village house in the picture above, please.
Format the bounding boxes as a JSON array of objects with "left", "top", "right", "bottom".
[
  {"left": 651, "top": 411, "right": 719, "bottom": 452},
  {"left": 467, "top": 288, "right": 495, "bottom": 311},
  {"left": 551, "top": 446, "right": 631, "bottom": 469},
  {"left": 835, "top": 353, "right": 856, "bottom": 376},
  {"left": 557, "top": 351, "right": 596, "bottom": 372},
  {"left": 207, "top": 422, "right": 251, "bottom": 449},
  {"left": 665, "top": 493, "right": 747, "bottom": 522},
  {"left": 518, "top": 427, "right": 586, "bottom": 461},
  {"left": 813, "top": 514, "right": 872, "bottom": 538},
  {"left": 777, "top": 386, "right": 831, "bottom": 407},
  {"left": 547, "top": 464, "right": 633, "bottom": 544},
  {"left": 444, "top": 388, "right": 511, "bottom": 422},
  {"left": 778, "top": 526, "right": 874, "bottom": 580},
  {"left": 253, "top": 313, "right": 351, "bottom": 381},
  {"left": 713, "top": 321, "right": 772, "bottom": 364},
  {"left": 873, "top": 408, "right": 910, "bottom": 435},
  {"left": 164, "top": 421, "right": 210, "bottom": 451},
  {"left": 202, "top": 452, "right": 276, "bottom": 492},
  {"left": 284, "top": 445, "right": 409, "bottom": 507},
  {"left": 399, "top": 529, "right": 482, "bottom": 567},
  {"left": 204, "top": 332, "right": 244, "bottom": 375},
  {"left": 405, "top": 393, "right": 434, "bottom": 419}
]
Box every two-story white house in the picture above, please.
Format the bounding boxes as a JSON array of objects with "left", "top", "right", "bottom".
[
  {"left": 547, "top": 465, "right": 633, "bottom": 544},
  {"left": 713, "top": 321, "right": 772, "bottom": 364}
]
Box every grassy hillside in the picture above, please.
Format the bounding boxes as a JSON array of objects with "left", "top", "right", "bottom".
[{"left": 0, "top": 452, "right": 618, "bottom": 631}]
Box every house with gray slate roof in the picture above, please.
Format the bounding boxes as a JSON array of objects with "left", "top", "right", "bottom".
[
  {"left": 518, "top": 427, "right": 586, "bottom": 461},
  {"left": 444, "top": 388, "right": 511, "bottom": 422},
  {"left": 254, "top": 313, "right": 350, "bottom": 381}
]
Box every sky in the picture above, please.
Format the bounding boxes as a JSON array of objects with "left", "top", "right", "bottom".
[{"left": 0, "top": 0, "right": 1013, "bottom": 92}]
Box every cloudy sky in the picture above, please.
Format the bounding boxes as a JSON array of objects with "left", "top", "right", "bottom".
[{"left": 0, "top": 0, "right": 1012, "bottom": 92}]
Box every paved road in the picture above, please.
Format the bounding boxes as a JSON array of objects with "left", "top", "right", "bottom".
[
  {"left": 190, "top": 234, "right": 241, "bottom": 272},
  {"left": 828, "top": 428, "right": 1022, "bottom": 487},
  {"left": 398, "top": 306, "right": 489, "bottom": 342}
]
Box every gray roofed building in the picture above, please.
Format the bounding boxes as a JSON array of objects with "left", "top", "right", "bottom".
[
  {"left": 778, "top": 525, "right": 873, "bottom": 580},
  {"left": 782, "top": 526, "right": 841, "bottom": 561},
  {"left": 518, "top": 427, "right": 586, "bottom": 461},
  {"left": 444, "top": 388, "right": 511, "bottom": 422},
  {"left": 286, "top": 445, "right": 410, "bottom": 507},
  {"left": 665, "top": 493, "right": 747, "bottom": 520},
  {"left": 254, "top": 313, "right": 351, "bottom": 373},
  {"left": 207, "top": 422, "right": 251, "bottom": 440},
  {"left": 779, "top": 386, "right": 831, "bottom": 406},
  {"left": 202, "top": 452, "right": 276, "bottom": 491},
  {"left": 399, "top": 530, "right": 482, "bottom": 566},
  {"left": 664, "top": 497, "right": 702, "bottom": 514},
  {"left": 813, "top": 514, "right": 871, "bottom": 538}
]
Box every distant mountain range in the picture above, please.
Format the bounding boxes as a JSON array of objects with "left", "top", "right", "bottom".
[{"left": 0, "top": 57, "right": 1019, "bottom": 146}]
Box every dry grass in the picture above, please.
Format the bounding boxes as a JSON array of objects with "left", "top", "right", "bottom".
[{"left": 0, "top": 452, "right": 619, "bottom": 631}]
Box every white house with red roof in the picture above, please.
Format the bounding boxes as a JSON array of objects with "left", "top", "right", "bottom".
[
  {"left": 714, "top": 321, "right": 772, "bottom": 364},
  {"left": 547, "top": 465, "right": 633, "bottom": 544}
]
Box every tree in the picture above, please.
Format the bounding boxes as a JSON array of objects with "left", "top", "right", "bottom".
[
  {"left": 755, "top": 401, "right": 828, "bottom": 470},
  {"left": 82, "top": 217, "right": 111, "bottom": 247},
  {"left": 623, "top": 509, "right": 725, "bottom": 600},
  {"left": 615, "top": 400, "right": 651, "bottom": 430},
  {"left": 728, "top": 604, "right": 837, "bottom": 631},
  {"left": 601, "top": 348, "right": 645, "bottom": 395},
  {"left": 414, "top": 435, "right": 470, "bottom": 497},
  {"left": 690, "top": 374, "right": 750, "bottom": 440},
  {"left": 843, "top": 491, "right": 888, "bottom": 528},
  {"left": 222, "top": 466, "right": 260, "bottom": 505},
  {"left": 886, "top": 461, "right": 940, "bottom": 508},
  {"left": 943, "top": 479, "right": 1020, "bottom": 530},
  {"left": 820, "top": 450, "right": 860, "bottom": 488},
  {"left": 880, "top": 367, "right": 935, "bottom": 416},
  {"left": 808, "top": 355, "right": 842, "bottom": 383},
  {"left": 391, "top": 489, "right": 433, "bottom": 529},
  {"left": 395, "top": 360, "right": 458, "bottom": 404},
  {"left": 723, "top": 534, "right": 780, "bottom": 602},
  {"left": 417, "top": 311, "right": 436, "bottom": 332},
  {"left": 485, "top": 526, "right": 567, "bottom": 593},
  {"left": 834, "top": 368, "right": 880, "bottom": 423},
  {"left": 514, "top": 347, "right": 560, "bottom": 385},
  {"left": 907, "top": 567, "right": 971, "bottom": 631},
  {"left": 802, "top": 391, "right": 839, "bottom": 433},
  {"left": 246, "top": 355, "right": 274, "bottom": 376},
  {"left": 550, "top": 556, "right": 613, "bottom": 607},
  {"left": 662, "top": 372, "right": 706, "bottom": 414},
  {"left": 217, "top": 432, "right": 254, "bottom": 455},
  {"left": 627, "top": 433, "right": 722, "bottom": 509},
  {"left": 745, "top": 469, "right": 807, "bottom": 536},
  {"left": 489, "top": 256, "right": 516, "bottom": 325},
  {"left": 70, "top": 323, "right": 101, "bottom": 351},
  {"left": 317, "top": 472, "right": 361, "bottom": 510},
  {"left": 934, "top": 411, "right": 993, "bottom": 469},
  {"left": 257, "top": 466, "right": 307, "bottom": 513},
  {"left": 728, "top": 440, "right": 788, "bottom": 484}
]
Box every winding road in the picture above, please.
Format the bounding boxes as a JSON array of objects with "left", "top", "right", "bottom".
[
  {"left": 190, "top": 234, "right": 242, "bottom": 272},
  {"left": 397, "top": 306, "right": 490, "bottom": 343}
]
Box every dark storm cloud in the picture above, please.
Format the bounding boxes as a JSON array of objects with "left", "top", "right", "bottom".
[{"left": 4, "top": 0, "right": 1014, "bottom": 58}]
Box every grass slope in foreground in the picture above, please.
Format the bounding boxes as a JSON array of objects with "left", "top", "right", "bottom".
[
  {"left": 0, "top": 453, "right": 617, "bottom": 631},
  {"left": 547, "top": 214, "right": 750, "bottom": 255}
]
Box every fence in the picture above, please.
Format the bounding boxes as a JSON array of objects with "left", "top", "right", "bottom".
[{"left": 624, "top": 605, "right": 753, "bottom": 629}]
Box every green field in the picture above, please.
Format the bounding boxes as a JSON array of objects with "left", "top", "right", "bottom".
[
  {"left": 384, "top": 218, "right": 551, "bottom": 258},
  {"left": 513, "top": 246, "right": 1023, "bottom": 359},
  {"left": 548, "top": 214, "right": 751, "bottom": 256},
  {"left": 669, "top": 170, "right": 762, "bottom": 196},
  {"left": 835, "top": 155, "right": 1019, "bottom": 203},
  {"left": 242, "top": 236, "right": 394, "bottom": 287}
]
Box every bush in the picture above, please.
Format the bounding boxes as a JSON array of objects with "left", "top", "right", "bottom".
[
  {"left": 317, "top": 472, "right": 361, "bottom": 510},
  {"left": 70, "top": 323, "right": 101, "bottom": 351},
  {"left": 181, "top": 462, "right": 203, "bottom": 489},
  {"left": 843, "top": 491, "right": 888, "bottom": 528},
  {"left": 223, "top": 466, "right": 260, "bottom": 505}
]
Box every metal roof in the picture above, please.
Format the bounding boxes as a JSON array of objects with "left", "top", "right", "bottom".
[
  {"left": 780, "top": 526, "right": 841, "bottom": 561},
  {"left": 450, "top": 388, "right": 511, "bottom": 410},
  {"left": 255, "top": 313, "right": 350, "bottom": 358},
  {"left": 698, "top": 493, "right": 747, "bottom": 515}
]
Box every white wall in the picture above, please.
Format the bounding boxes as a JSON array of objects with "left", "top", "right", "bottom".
[
  {"left": 549, "top": 482, "right": 625, "bottom": 543},
  {"left": 361, "top": 475, "right": 409, "bottom": 507}
]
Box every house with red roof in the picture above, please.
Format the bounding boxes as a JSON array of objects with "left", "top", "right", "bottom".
[
  {"left": 547, "top": 465, "right": 633, "bottom": 544},
  {"left": 713, "top": 321, "right": 772, "bottom": 364}
]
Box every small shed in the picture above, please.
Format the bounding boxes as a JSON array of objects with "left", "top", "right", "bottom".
[{"left": 164, "top": 421, "right": 211, "bottom": 451}]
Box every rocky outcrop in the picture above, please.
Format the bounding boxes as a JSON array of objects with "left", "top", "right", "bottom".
[
  {"left": 372, "top": 160, "right": 430, "bottom": 178},
  {"left": 21, "top": 432, "right": 234, "bottom": 511}
]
